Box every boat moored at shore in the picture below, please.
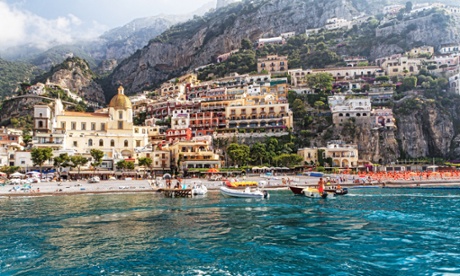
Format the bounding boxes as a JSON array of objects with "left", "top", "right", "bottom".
[{"left": 220, "top": 186, "right": 269, "bottom": 199}]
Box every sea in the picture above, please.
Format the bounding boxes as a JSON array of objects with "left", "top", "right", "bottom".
[{"left": 1, "top": 188, "right": 460, "bottom": 275}]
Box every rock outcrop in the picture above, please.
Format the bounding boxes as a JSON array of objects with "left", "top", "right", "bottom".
[{"left": 34, "top": 57, "right": 106, "bottom": 104}]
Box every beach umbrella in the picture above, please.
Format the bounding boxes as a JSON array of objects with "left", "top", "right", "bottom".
[
  {"left": 281, "top": 167, "right": 290, "bottom": 170},
  {"left": 10, "top": 172, "right": 25, "bottom": 178},
  {"left": 207, "top": 168, "right": 219, "bottom": 173},
  {"left": 163, "top": 173, "right": 172, "bottom": 179},
  {"left": 252, "top": 167, "right": 260, "bottom": 170}
]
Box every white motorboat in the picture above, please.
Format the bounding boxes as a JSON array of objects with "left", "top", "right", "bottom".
[
  {"left": 220, "top": 186, "right": 269, "bottom": 199},
  {"left": 302, "top": 187, "right": 328, "bottom": 199},
  {"left": 88, "top": 176, "right": 100, "bottom": 183},
  {"left": 191, "top": 183, "right": 208, "bottom": 195}
]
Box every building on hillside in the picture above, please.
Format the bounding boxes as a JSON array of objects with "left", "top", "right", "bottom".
[
  {"left": 323, "top": 141, "right": 359, "bottom": 168},
  {"left": 165, "top": 128, "right": 192, "bottom": 143},
  {"left": 440, "top": 44, "right": 460, "bottom": 55},
  {"left": 257, "top": 37, "right": 285, "bottom": 48},
  {"left": 169, "top": 140, "right": 221, "bottom": 171},
  {"left": 298, "top": 141, "right": 359, "bottom": 169},
  {"left": 449, "top": 73, "right": 460, "bottom": 94},
  {"left": 315, "top": 66, "right": 382, "bottom": 81},
  {"left": 281, "top": 32, "right": 296, "bottom": 39},
  {"left": 372, "top": 108, "right": 396, "bottom": 130},
  {"left": 225, "top": 101, "right": 293, "bottom": 133},
  {"left": 328, "top": 95, "right": 372, "bottom": 125},
  {"left": 343, "top": 56, "right": 368, "bottom": 67},
  {"left": 407, "top": 46, "right": 434, "bottom": 58},
  {"left": 0, "top": 127, "right": 23, "bottom": 149},
  {"left": 378, "top": 56, "right": 423, "bottom": 76},
  {"left": 257, "top": 55, "right": 288, "bottom": 73},
  {"left": 297, "top": 147, "right": 318, "bottom": 165},
  {"left": 324, "top": 18, "right": 352, "bottom": 30},
  {"left": 305, "top": 28, "right": 321, "bottom": 36},
  {"left": 368, "top": 85, "right": 395, "bottom": 105},
  {"left": 146, "top": 100, "right": 201, "bottom": 121}
]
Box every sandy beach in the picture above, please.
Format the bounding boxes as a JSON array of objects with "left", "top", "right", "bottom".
[{"left": 2, "top": 174, "right": 460, "bottom": 197}]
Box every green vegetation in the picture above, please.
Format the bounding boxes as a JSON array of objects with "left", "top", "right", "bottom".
[
  {"left": 31, "top": 148, "right": 53, "bottom": 174},
  {"left": 0, "top": 58, "right": 42, "bottom": 99}
]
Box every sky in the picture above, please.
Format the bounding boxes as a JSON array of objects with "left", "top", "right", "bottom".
[{"left": 0, "top": 0, "right": 213, "bottom": 51}]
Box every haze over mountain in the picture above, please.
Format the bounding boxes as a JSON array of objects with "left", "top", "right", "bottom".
[{"left": 0, "top": 0, "right": 223, "bottom": 69}]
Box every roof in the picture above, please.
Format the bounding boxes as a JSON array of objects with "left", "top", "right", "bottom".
[
  {"left": 62, "top": 111, "right": 109, "bottom": 117},
  {"left": 109, "top": 86, "right": 133, "bottom": 110}
]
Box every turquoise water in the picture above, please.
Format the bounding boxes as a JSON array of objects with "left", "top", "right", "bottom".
[{"left": 1, "top": 188, "right": 460, "bottom": 275}]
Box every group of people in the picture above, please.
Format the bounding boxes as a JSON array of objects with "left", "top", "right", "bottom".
[{"left": 317, "top": 177, "right": 342, "bottom": 194}]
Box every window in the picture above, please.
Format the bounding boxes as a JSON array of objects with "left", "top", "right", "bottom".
[
  {"left": 135, "top": 128, "right": 139, "bottom": 133},
  {"left": 61, "top": 122, "right": 66, "bottom": 129},
  {"left": 110, "top": 140, "right": 115, "bottom": 147},
  {"left": 73, "top": 141, "right": 78, "bottom": 147},
  {"left": 118, "top": 121, "right": 123, "bottom": 129},
  {"left": 136, "top": 140, "right": 141, "bottom": 147},
  {"left": 124, "top": 140, "right": 128, "bottom": 147},
  {"left": 119, "top": 111, "right": 123, "bottom": 120},
  {"left": 88, "top": 139, "right": 93, "bottom": 146},
  {"left": 101, "top": 123, "right": 105, "bottom": 130},
  {"left": 38, "top": 121, "right": 43, "bottom": 128},
  {"left": 91, "top": 123, "right": 96, "bottom": 130},
  {"left": 99, "top": 139, "right": 104, "bottom": 147},
  {"left": 81, "top": 122, "right": 86, "bottom": 130},
  {"left": 71, "top": 122, "right": 76, "bottom": 130}
]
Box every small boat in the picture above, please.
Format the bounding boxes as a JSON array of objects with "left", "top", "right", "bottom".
[
  {"left": 302, "top": 187, "right": 328, "bottom": 198},
  {"left": 220, "top": 186, "right": 269, "bottom": 199},
  {"left": 88, "top": 176, "right": 100, "bottom": 183},
  {"left": 289, "top": 185, "right": 307, "bottom": 195},
  {"left": 223, "top": 180, "right": 259, "bottom": 188},
  {"left": 191, "top": 183, "right": 208, "bottom": 195},
  {"left": 325, "top": 187, "right": 348, "bottom": 195}
]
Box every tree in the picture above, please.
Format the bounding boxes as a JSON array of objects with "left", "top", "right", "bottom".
[
  {"left": 227, "top": 143, "right": 250, "bottom": 167},
  {"left": 31, "top": 148, "right": 53, "bottom": 174},
  {"left": 90, "top": 149, "right": 104, "bottom": 176},
  {"left": 138, "top": 157, "right": 153, "bottom": 178},
  {"left": 405, "top": 1, "right": 413, "bottom": 13},
  {"left": 314, "top": 100, "right": 326, "bottom": 113},
  {"left": 241, "top": 38, "right": 253, "bottom": 50},
  {"left": 250, "top": 143, "right": 268, "bottom": 165},
  {"left": 0, "top": 165, "right": 20, "bottom": 176},
  {"left": 70, "top": 155, "right": 89, "bottom": 180},
  {"left": 273, "top": 154, "right": 303, "bottom": 167},
  {"left": 53, "top": 153, "right": 70, "bottom": 179},
  {"left": 22, "top": 130, "right": 32, "bottom": 148},
  {"left": 305, "top": 73, "right": 333, "bottom": 93},
  {"left": 401, "top": 76, "right": 417, "bottom": 91}
]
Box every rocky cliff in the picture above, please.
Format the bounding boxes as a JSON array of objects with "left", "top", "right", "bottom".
[
  {"left": 106, "top": 0, "right": 365, "bottom": 96},
  {"left": 105, "top": 0, "right": 460, "bottom": 97},
  {"left": 33, "top": 57, "right": 106, "bottom": 104}
]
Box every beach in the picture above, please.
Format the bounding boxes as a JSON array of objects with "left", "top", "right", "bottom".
[{"left": 2, "top": 174, "right": 460, "bottom": 197}]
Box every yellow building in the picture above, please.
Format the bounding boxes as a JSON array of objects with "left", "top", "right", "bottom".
[
  {"left": 257, "top": 55, "right": 288, "bottom": 73},
  {"left": 298, "top": 141, "right": 359, "bottom": 168},
  {"left": 168, "top": 140, "right": 221, "bottom": 170}
]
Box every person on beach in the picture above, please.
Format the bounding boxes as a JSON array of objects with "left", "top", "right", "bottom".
[{"left": 318, "top": 178, "right": 325, "bottom": 194}]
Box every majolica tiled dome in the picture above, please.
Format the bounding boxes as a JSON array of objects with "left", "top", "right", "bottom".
[{"left": 109, "top": 86, "right": 132, "bottom": 110}]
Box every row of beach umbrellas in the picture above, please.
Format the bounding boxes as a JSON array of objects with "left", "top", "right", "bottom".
[{"left": 251, "top": 166, "right": 290, "bottom": 171}]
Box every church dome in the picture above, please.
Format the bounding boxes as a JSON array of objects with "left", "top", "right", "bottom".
[{"left": 109, "top": 86, "right": 132, "bottom": 110}]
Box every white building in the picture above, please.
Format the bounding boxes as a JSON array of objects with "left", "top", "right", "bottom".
[
  {"left": 449, "top": 73, "right": 460, "bottom": 95},
  {"left": 328, "top": 96, "right": 372, "bottom": 125},
  {"left": 325, "top": 18, "right": 352, "bottom": 30}
]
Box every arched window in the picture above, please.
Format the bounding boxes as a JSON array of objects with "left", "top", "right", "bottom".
[
  {"left": 110, "top": 140, "right": 115, "bottom": 147},
  {"left": 124, "top": 140, "right": 128, "bottom": 147},
  {"left": 99, "top": 139, "right": 104, "bottom": 146},
  {"left": 88, "top": 139, "right": 93, "bottom": 146},
  {"left": 38, "top": 121, "right": 43, "bottom": 128}
]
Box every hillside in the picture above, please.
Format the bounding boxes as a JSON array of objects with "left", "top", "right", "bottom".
[
  {"left": 0, "top": 59, "right": 42, "bottom": 99},
  {"left": 104, "top": 0, "right": 460, "bottom": 97}
]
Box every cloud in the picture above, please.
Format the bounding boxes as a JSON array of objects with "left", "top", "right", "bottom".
[{"left": 0, "top": 1, "right": 108, "bottom": 51}]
